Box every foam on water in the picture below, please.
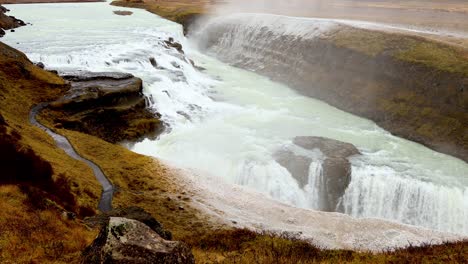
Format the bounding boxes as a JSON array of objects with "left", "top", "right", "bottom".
[{"left": 4, "top": 4, "right": 468, "bottom": 235}]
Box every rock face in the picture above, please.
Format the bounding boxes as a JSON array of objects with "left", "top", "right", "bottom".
[
  {"left": 82, "top": 217, "right": 195, "bottom": 264},
  {"left": 84, "top": 206, "right": 172, "bottom": 240},
  {"left": 275, "top": 136, "right": 360, "bottom": 212},
  {"left": 45, "top": 71, "right": 164, "bottom": 143},
  {"left": 0, "top": 5, "right": 26, "bottom": 37}
]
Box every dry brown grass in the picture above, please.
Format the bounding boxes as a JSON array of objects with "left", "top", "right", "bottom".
[
  {"left": 59, "top": 129, "right": 225, "bottom": 239},
  {"left": 185, "top": 229, "right": 468, "bottom": 264},
  {"left": 0, "top": 42, "right": 99, "bottom": 263},
  {"left": 0, "top": 186, "right": 96, "bottom": 264}
]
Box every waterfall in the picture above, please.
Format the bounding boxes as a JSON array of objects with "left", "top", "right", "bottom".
[
  {"left": 342, "top": 165, "right": 468, "bottom": 234},
  {"left": 304, "top": 160, "right": 324, "bottom": 210},
  {"left": 192, "top": 12, "right": 468, "bottom": 235}
]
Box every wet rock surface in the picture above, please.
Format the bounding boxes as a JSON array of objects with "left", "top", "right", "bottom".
[
  {"left": 275, "top": 136, "right": 361, "bottom": 212},
  {"left": 45, "top": 70, "right": 163, "bottom": 143},
  {"left": 82, "top": 217, "right": 194, "bottom": 264},
  {"left": 165, "top": 37, "right": 184, "bottom": 54},
  {"left": 293, "top": 136, "right": 360, "bottom": 158}
]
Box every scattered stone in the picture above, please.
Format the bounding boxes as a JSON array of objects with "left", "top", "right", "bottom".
[
  {"left": 164, "top": 38, "right": 184, "bottom": 54},
  {"left": 171, "top": 61, "right": 181, "bottom": 69},
  {"left": 82, "top": 217, "right": 194, "bottom": 264},
  {"left": 35, "top": 62, "right": 45, "bottom": 69},
  {"left": 149, "top": 57, "right": 158, "bottom": 67},
  {"left": 113, "top": 10, "right": 133, "bottom": 16}
]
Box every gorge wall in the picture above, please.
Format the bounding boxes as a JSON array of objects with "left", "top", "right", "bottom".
[{"left": 194, "top": 14, "right": 468, "bottom": 162}]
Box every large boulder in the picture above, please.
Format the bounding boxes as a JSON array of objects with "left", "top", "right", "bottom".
[
  {"left": 82, "top": 217, "right": 194, "bottom": 264},
  {"left": 275, "top": 136, "right": 360, "bottom": 212},
  {"left": 44, "top": 71, "right": 164, "bottom": 143},
  {"left": 84, "top": 206, "right": 172, "bottom": 240}
]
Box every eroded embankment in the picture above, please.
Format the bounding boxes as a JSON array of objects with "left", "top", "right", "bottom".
[{"left": 194, "top": 14, "right": 468, "bottom": 162}]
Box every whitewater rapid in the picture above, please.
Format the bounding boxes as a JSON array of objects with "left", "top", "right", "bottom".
[{"left": 3, "top": 3, "right": 467, "bottom": 237}]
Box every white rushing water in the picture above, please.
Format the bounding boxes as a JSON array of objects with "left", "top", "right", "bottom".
[{"left": 3, "top": 2, "right": 467, "bottom": 235}]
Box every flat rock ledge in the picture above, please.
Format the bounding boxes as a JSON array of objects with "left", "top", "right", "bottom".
[
  {"left": 45, "top": 70, "right": 164, "bottom": 143},
  {"left": 82, "top": 217, "right": 195, "bottom": 264}
]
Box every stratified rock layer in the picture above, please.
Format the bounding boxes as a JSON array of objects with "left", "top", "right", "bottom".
[{"left": 45, "top": 71, "right": 163, "bottom": 143}]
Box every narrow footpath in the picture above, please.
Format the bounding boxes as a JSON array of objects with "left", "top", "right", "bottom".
[{"left": 29, "top": 103, "right": 114, "bottom": 212}]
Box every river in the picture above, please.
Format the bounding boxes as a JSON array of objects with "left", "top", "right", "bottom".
[{"left": 3, "top": 2, "right": 467, "bottom": 235}]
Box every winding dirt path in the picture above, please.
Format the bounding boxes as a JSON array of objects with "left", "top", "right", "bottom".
[{"left": 29, "top": 103, "right": 114, "bottom": 212}]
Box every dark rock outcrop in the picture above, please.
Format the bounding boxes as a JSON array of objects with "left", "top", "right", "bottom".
[
  {"left": 84, "top": 206, "right": 172, "bottom": 240},
  {"left": 0, "top": 5, "right": 26, "bottom": 37},
  {"left": 165, "top": 37, "right": 184, "bottom": 54},
  {"left": 45, "top": 71, "right": 164, "bottom": 143},
  {"left": 275, "top": 150, "right": 312, "bottom": 188},
  {"left": 82, "top": 217, "right": 194, "bottom": 264},
  {"left": 275, "top": 136, "right": 360, "bottom": 212}
]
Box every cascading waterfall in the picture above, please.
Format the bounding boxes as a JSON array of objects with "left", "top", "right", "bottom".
[
  {"left": 305, "top": 160, "right": 324, "bottom": 210},
  {"left": 192, "top": 13, "right": 468, "bottom": 234},
  {"left": 3, "top": 4, "right": 468, "bottom": 235},
  {"left": 342, "top": 165, "right": 468, "bottom": 233}
]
